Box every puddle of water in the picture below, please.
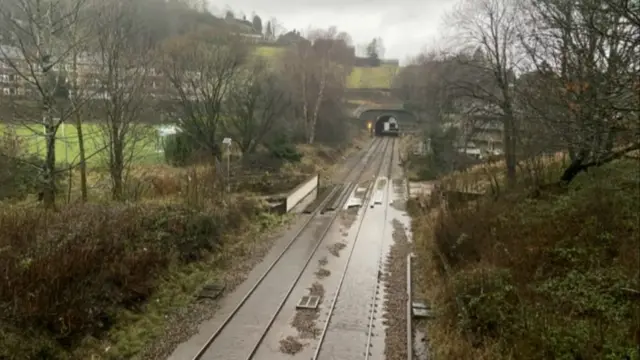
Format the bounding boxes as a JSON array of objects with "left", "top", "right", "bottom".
[
  {"left": 377, "top": 178, "right": 388, "bottom": 189},
  {"left": 390, "top": 199, "right": 406, "bottom": 211}
]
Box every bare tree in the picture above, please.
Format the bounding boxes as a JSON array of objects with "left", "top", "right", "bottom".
[
  {"left": 161, "top": 29, "right": 247, "bottom": 159},
  {"left": 223, "top": 59, "right": 290, "bottom": 154},
  {"left": 62, "top": 0, "right": 96, "bottom": 202},
  {"left": 283, "top": 27, "right": 353, "bottom": 144},
  {"left": 92, "top": 0, "right": 152, "bottom": 200},
  {"left": 447, "top": 0, "right": 524, "bottom": 187},
  {"left": 393, "top": 51, "right": 461, "bottom": 119},
  {"left": 520, "top": 0, "right": 639, "bottom": 183},
  {"left": 269, "top": 17, "right": 285, "bottom": 39},
  {"left": 0, "top": 0, "right": 89, "bottom": 208}
]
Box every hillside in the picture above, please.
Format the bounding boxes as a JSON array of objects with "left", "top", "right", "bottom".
[
  {"left": 253, "top": 46, "right": 399, "bottom": 89},
  {"left": 346, "top": 64, "right": 398, "bottom": 89},
  {"left": 409, "top": 155, "right": 640, "bottom": 359}
]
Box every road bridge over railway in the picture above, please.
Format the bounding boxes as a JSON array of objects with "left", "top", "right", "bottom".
[{"left": 353, "top": 104, "right": 420, "bottom": 135}]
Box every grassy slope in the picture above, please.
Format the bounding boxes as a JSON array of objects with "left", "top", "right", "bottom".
[
  {"left": 410, "top": 158, "right": 640, "bottom": 359},
  {"left": 1, "top": 123, "right": 162, "bottom": 166},
  {"left": 346, "top": 64, "right": 398, "bottom": 89},
  {"left": 0, "top": 131, "right": 367, "bottom": 359},
  {"left": 254, "top": 46, "right": 398, "bottom": 89}
]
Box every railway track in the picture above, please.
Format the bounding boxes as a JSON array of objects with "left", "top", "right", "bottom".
[
  {"left": 311, "top": 138, "right": 396, "bottom": 360},
  {"left": 188, "top": 137, "right": 392, "bottom": 360}
]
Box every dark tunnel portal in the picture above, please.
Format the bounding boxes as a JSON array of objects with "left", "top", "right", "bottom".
[{"left": 375, "top": 115, "right": 394, "bottom": 136}]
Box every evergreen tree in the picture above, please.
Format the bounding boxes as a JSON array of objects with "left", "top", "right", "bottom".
[
  {"left": 252, "top": 15, "right": 262, "bottom": 33},
  {"left": 264, "top": 20, "right": 273, "bottom": 39}
]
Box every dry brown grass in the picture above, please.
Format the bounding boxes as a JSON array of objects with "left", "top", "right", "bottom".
[
  {"left": 436, "top": 151, "right": 568, "bottom": 195},
  {"left": 0, "top": 136, "right": 368, "bottom": 359},
  {"left": 0, "top": 186, "right": 269, "bottom": 359},
  {"left": 411, "top": 157, "right": 640, "bottom": 359},
  {"left": 412, "top": 211, "right": 498, "bottom": 360}
]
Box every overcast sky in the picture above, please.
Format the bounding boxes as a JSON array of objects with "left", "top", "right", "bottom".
[{"left": 211, "top": 0, "right": 457, "bottom": 65}]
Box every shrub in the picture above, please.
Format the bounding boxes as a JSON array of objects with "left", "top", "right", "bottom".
[
  {"left": 0, "top": 133, "right": 45, "bottom": 201},
  {"left": 419, "top": 160, "right": 640, "bottom": 359},
  {"left": 266, "top": 135, "right": 302, "bottom": 163},
  {"left": 0, "top": 197, "right": 265, "bottom": 358},
  {"left": 0, "top": 153, "right": 44, "bottom": 201},
  {"left": 163, "top": 132, "right": 195, "bottom": 166}
]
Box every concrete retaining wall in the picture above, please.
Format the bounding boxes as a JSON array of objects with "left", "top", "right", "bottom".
[{"left": 285, "top": 174, "right": 319, "bottom": 213}]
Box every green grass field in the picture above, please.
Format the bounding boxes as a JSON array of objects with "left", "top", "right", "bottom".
[
  {"left": 346, "top": 64, "right": 398, "bottom": 89},
  {"left": 254, "top": 46, "right": 286, "bottom": 58},
  {"left": 1, "top": 123, "right": 164, "bottom": 167}
]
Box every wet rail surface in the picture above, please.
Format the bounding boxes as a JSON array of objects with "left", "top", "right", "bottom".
[
  {"left": 177, "top": 138, "right": 391, "bottom": 360},
  {"left": 312, "top": 139, "right": 398, "bottom": 360},
  {"left": 240, "top": 138, "right": 400, "bottom": 360}
]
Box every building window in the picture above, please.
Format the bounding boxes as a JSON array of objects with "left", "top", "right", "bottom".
[
  {"left": 0, "top": 74, "right": 8, "bottom": 82},
  {"left": 2, "top": 88, "right": 9, "bottom": 95}
]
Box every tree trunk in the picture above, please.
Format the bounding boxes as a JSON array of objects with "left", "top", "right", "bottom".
[
  {"left": 76, "top": 113, "right": 88, "bottom": 202},
  {"left": 111, "top": 167, "right": 123, "bottom": 200},
  {"left": 301, "top": 67, "right": 310, "bottom": 142},
  {"left": 72, "top": 50, "right": 88, "bottom": 202},
  {"left": 111, "top": 130, "right": 124, "bottom": 201},
  {"left": 39, "top": 6, "right": 56, "bottom": 209},
  {"left": 42, "top": 118, "right": 57, "bottom": 209},
  {"left": 501, "top": 90, "right": 517, "bottom": 188},
  {"left": 308, "top": 66, "right": 327, "bottom": 144},
  {"left": 560, "top": 157, "right": 585, "bottom": 184}
]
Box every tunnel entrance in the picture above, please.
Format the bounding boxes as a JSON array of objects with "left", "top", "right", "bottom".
[{"left": 374, "top": 115, "right": 394, "bottom": 136}]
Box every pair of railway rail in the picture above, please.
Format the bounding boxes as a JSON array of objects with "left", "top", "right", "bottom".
[
  {"left": 313, "top": 134, "right": 396, "bottom": 360},
  {"left": 189, "top": 137, "right": 396, "bottom": 360}
]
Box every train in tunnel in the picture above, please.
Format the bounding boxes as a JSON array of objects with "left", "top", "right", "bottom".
[{"left": 374, "top": 115, "right": 400, "bottom": 137}]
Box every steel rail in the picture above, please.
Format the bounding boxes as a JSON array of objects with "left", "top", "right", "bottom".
[
  {"left": 191, "top": 137, "right": 384, "bottom": 360},
  {"left": 243, "top": 138, "right": 390, "bottom": 360},
  {"left": 311, "top": 138, "right": 395, "bottom": 360},
  {"left": 364, "top": 137, "right": 396, "bottom": 359}
]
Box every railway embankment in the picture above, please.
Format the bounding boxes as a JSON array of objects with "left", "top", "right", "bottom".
[
  {"left": 408, "top": 155, "right": 640, "bottom": 359},
  {"left": 0, "top": 136, "right": 368, "bottom": 360}
]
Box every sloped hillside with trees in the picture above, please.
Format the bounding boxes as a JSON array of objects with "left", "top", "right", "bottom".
[{"left": 402, "top": 0, "right": 640, "bottom": 358}]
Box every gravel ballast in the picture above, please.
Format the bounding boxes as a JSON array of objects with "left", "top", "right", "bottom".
[
  {"left": 280, "top": 282, "right": 326, "bottom": 354},
  {"left": 137, "top": 226, "right": 285, "bottom": 360},
  {"left": 279, "top": 336, "right": 305, "bottom": 354},
  {"left": 328, "top": 242, "right": 347, "bottom": 257},
  {"left": 382, "top": 219, "right": 411, "bottom": 360}
]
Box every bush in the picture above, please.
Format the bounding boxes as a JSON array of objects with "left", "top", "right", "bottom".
[
  {"left": 0, "top": 153, "right": 43, "bottom": 201},
  {"left": 0, "top": 133, "right": 68, "bottom": 202},
  {"left": 0, "top": 197, "right": 265, "bottom": 359},
  {"left": 418, "top": 160, "right": 640, "bottom": 359},
  {"left": 266, "top": 135, "right": 302, "bottom": 163},
  {"left": 163, "top": 132, "right": 195, "bottom": 166}
]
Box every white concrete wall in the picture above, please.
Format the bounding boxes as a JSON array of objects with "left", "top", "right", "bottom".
[{"left": 285, "top": 175, "right": 319, "bottom": 212}]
